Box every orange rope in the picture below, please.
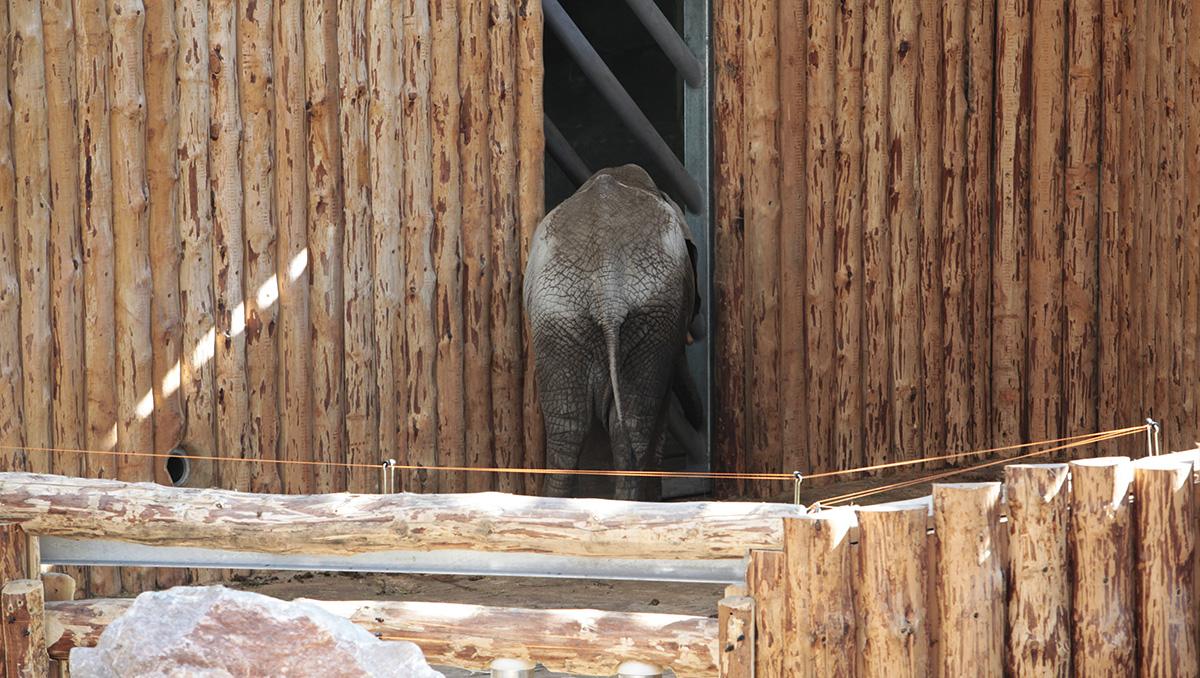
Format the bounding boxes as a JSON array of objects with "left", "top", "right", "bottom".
[{"left": 819, "top": 428, "right": 1138, "bottom": 507}]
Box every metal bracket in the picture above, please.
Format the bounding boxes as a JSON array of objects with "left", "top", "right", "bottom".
[
  {"left": 1145, "top": 418, "right": 1162, "bottom": 457},
  {"left": 793, "top": 471, "right": 803, "bottom": 506}
]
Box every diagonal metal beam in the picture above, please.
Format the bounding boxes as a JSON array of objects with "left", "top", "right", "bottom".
[
  {"left": 544, "top": 114, "right": 592, "bottom": 186},
  {"left": 543, "top": 0, "right": 704, "bottom": 213},
  {"left": 624, "top": 0, "right": 704, "bottom": 88}
]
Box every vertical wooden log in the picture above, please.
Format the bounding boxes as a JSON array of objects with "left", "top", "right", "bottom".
[
  {"left": 402, "top": 0, "right": 438, "bottom": 493},
  {"left": 861, "top": 0, "right": 891, "bottom": 467},
  {"left": 75, "top": 0, "right": 119, "bottom": 595},
  {"left": 933, "top": 483, "right": 1004, "bottom": 677},
  {"left": 40, "top": 573, "right": 75, "bottom": 602},
  {"left": 369, "top": 0, "right": 405, "bottom": 488},
  {"left": 0, "top": 523, "right": 30, "bottom": 584},
  {"left": 744, "top": 0, "right": 781, "bottom": 487},
  {"left": 918, "top": 0, "right": 944, "bottom": 461},
  {"left": 240, "top": 0, "right": 281, "bottom": 494},
  {"left": 1, "top": 580, "right": 48, "bottom": 678},
  {"left": 1187, "top": 0, "right": 1200, "bottom": 442},
  {"left": 515, "top": 0, "right": 544, "bottom": 494},
  {"left": 210, "top": 0, "right": 249, "bottom": 491},
  {"left": 1173, "top": 0, "right": 1192, "bottom": 449},
  {"left": 992, "top": 0, "right": 1031, "bottom": 446},
  {"left": 1070, "top": 457, "right": 1135, "bottom": 673},
  {"left": 1166, "top": 0, "right": 1186, "bottom": 451},
  {"left": 1064, "top": 0, "right": 1100, "bottom": 453},
  {"left": 784, "top": 510, "right": 857, "bottom": 676},
  {"left": 889, "top": 0, "right": 922, "bottom": 459},
  {"left": 1121, "top": 0, "right": 1145, "bottom": 443},
  {"left": 804, "top": 0, "right": 834, "bottom": 476},
  {"left": 1097, "top": 0, "right": 1125, "bottom": 454},
  {"left": 10, "top": 0, "right": 53, "bottom": 473},
  {"left": 856, "top": 505, "right": 930, "bottom": 677},
  {"left": 1134, "top": 459, "right": 1198, "bottom": 677},
  {"left": 459, "top": 0, "right": 494, "bottom": 493},
  {"left": 1004, "top": 464, "right": 1071, "bottom": 676},
  {"left": 941, "top": 0, "right": 970, "bottom": 456},
  {"left": 747, "top": 550, "right": 785, "bottom": 676},
  {"left": 176, "top": 0, "right": 217, "bottom": 490},
  {"left": 1145, "top": 0, "right": 1167, "bottom": 444},
  {"left": 777, "top": 0, "right": 807, "bottom": 484},
  {"left": 718, "top": 596, "right": 754, "bottom": 678},
  {"left": 965, "top": 0, "right": 994, "bottom": 450},
  {"left": 340, "top": 0, "right": 376, "bottom": 493},
  {"left": 109, "top": 0, "right": 155, "bottom": 483},
  {"left": 488, "top": 0, "right": 523, "bottom": 495},
  {"left": 431, "top": 0, "right": 465, "bottom": 493},
  {"left": 44, "top": 0, "right": 85, "bottom": 479},
  {"left": 306, "top": 0, "right": 344, "bottom": 493},
  {"left": 1028, "top": 0, "right": 1065, "bottom": 443},
  {"left": 0, "top": 0, "right": 25, "bottom": 471},
  {"left": 273, "top": 0, "right": 310, "bottom": 494},
  {"left": 145, "top": 0, "right": 182, "bottom": 483}
]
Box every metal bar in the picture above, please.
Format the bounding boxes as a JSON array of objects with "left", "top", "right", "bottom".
[
  {"left": 544, "top": 114, "right": 592, "bottom": 187},
  {"left": 543, "top": 0, "right": 704, "bottom": 213},
  {"left": 39, "top": 536, "right": 748, "bottom": 584},
  {"left": 624, "top": 0, "right": 703, "bottom": 88}
]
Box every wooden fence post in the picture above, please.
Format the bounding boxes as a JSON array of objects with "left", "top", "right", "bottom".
[
  {"left": 42, "top": 572, "right": 74, "bottom": 678},
  {"left": 1, "top": 579, "right": 48, "bottom": 677},
  {"left": 1005, "top": 464, "right": 1071, "bottom": 676},
  {"left": 0, "top": 523, "right": 31, "bottom": 585},
  {"left": 932, "top": 483, "right": 1004, "bottom": 677},
  {"left": 747, "top": 549, "right": 784, "bottom": 676},
  {"left": 718, "top": 596, "right": 753, "bottom": 678},
  {"left": 784, "top": 509, "right": 857, "bottom": 676},
  {"left": 1134, "top": 458, "right": 1198, "bottom": 677},
  {"left": 1070, "top": 457, "right": 1135, "bottom": 673},
  {"left": 856, "top": 504, "right": 930, "bottom": 677}
]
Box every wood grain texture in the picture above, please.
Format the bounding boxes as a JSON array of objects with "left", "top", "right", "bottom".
[
  {"left": 306, "top": 0, "right": 345, "bottom": 493},
  {"left": 431, "top": 0, "right": 466, "bottom": 493},
  {"left": 0, "top": 472, "right": 808, "bottom": 559},
  {"left": 933, "top": 483, "right": 1004, "bottom": 677},
  {"left": 44, "top": 0, "right": 85, "bottom": 479},
  {"left": 777, "top": 0, "right": 807, "bottom": 483},
  {"left": 339, "top": 0, "right": 376, "bottom": 493},
  {"left": 861, "top": 0, "right": 890, "bottom": 467},
  {"left": 941, "top": 0, "right": 970, "bottom": 457},
  {"left": 784, "top": 510, "right": 857, "bottom": 677},
  {"left": 0, "top": 0, "right": 24, "bottom": 471},
  {"left": 1004, "top": 464, "right": 1071, "bottom": 677},
  {"left": 1069, "top": 457, "right": 1135, "bottom": 674},
  {"left": 459, "top": 0, "right": 494, "bottom": 494},
  {"left": 918, "top": 0, "right": 944, "bottom": 461},
  {"left": 109, "top": 0, "right": 155, "bottom": 480},
  {"left": 10, "top": 0, "right": 53, "bottom": 472},
  {"left": 176, "top": 0, "right": 216, "bottom": 488},
  {"left": 240, "top": 0, "right": 281, "bottom": 494},
  {"left": 273, "top": 0, "right": 311, "bottom": 494},
  {"left": 1188, "top": 0, "right": 1200, "bottom": 443},
  {"left": 992, "top": 0, "right": 1031, "bottom": 446},
  {"left": 402, "top": 0, "right": 437, "bottom": 493},
  {"left": 889, "top": 0, "right": 922, "bottom": 460},
  {"left": 488, "top": 0, "right": 523, "bottom": 495},
  {"left": 1121, "top": 0, "right": 1146, "bottom": 450},
  {"left": 747, "top": 550, "right": 784, "bottom": 677},
  {"left": 1097, "top": 0, "right": 1125, "bottom": 454},
  {"left": 744, "top": 0, "right": 782, "bottom": 492},
  {"left": 368, "top": 0, "right": 405, "bottom": 490},
  {"left": 1028, "top": 0, "right": 1065, "bottom": 443},
  {"left": 1133, "top": 459, "right": 1198, "bottom": 677},
  {"left": 856, "top": 505, "right": 930, "bottom": 677},
  {"left": 718, "top": 596, "right": 754, "bottom": 678},
  {"left": 1, "top": 580, "right": 48, "bottom": 678}
]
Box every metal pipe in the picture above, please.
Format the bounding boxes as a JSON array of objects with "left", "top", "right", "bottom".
[
  {"left": 544, "top": 114, "right": 593, "bottom": 187},
  {"left": 543, "top": 0, "right": 704, "bottom": 213},
  {"left": 491, "top": 658, "right": 537, "bottom": 678},
  {"left": 624, "top": 0, "right": 703, "bottom": 88}
]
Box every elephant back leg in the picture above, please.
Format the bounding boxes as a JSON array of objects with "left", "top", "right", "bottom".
[{"left": 532, "top": 318, "right": 598, "bottom": 497}]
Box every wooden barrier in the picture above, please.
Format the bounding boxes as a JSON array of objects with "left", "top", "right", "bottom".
[
  {"left": 0, "top": 473, "right": 804, "bottom": 560},
  {"left": 2, "top": 579, "right": 48, "bottom": 678}
]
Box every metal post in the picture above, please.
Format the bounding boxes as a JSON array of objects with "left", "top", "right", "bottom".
[
  {"left": 490, "top": 658, "right": 537, "bottom": 678},
  {"left": 544, "top": 114, "right": 592, "bottom": 187},
  {"left": 543, "top": 0, "right": 704, "bottom": 213},
  {"left": 617, "top": 660, "right": 665, "bottom": 677},
  {"left": 623, "top": 0, "right": 703, "bottom": 88}
]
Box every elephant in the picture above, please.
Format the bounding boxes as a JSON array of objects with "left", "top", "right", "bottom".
[{"left": 524, "top": 164, "right": 703, "bottom": 501}]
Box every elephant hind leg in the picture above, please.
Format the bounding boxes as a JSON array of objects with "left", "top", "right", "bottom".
[
  {"left": 608, "top": 399, "right": 668, "bottom": 502},
  {"left": 540, "top": 397, "right": 592, "bottom": 498}
]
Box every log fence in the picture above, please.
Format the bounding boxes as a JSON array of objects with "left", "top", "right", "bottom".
[{"left": 1, "top": 448, "right": 1200, "bottom": 674}]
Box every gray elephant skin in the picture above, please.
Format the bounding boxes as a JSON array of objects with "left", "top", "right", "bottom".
[{"left": 524, "top": 165, "right": 702, "bottom": 501}]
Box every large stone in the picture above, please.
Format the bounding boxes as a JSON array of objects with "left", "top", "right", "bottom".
[{"left": 69, "top": 586, "right": 443, "bottom": 678}]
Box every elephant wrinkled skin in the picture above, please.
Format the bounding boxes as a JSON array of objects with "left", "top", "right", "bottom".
[{"left": 524, "top": 165, "right": 702, "bottom": 501}]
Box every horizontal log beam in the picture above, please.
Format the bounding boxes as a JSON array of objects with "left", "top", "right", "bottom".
[
  {"left": 0, "top": 473, "right": 805, "bottom": 560},
  {"left": 46, "top": 598, "right": 719, "bottom": 677}
]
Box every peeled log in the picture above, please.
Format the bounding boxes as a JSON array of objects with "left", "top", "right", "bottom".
[
  {"left": 2, "top": 579, "right": 48, "bottom": 678},
  {"left": 747, "top": 550, "right": 785, "bottom": 676},
  {"left": 46, "top": 597, "right": 718, "bottom": 678},
  {"left": 784, "top": 509, "right": 857, "bottom": 677},
  {"left": 0, "top": 472, "right": 806, "bottom": 559},
  {"left": 856, "top": 504, "right": 929, "bottom": 677},
  {"left": 718, "top": 596, "right": 753, "bottom": 678}
]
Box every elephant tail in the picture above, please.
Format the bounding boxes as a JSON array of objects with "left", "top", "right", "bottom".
[{"left": 602, "top": 321, "right": 625, "bottom": 425}]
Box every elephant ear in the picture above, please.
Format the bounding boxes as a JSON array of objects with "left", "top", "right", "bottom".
[{"left": 657, "top": 189, "right": 703, "bottom": 325}]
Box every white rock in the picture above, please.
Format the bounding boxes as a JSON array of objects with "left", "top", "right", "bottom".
[{"left": 69, "top": 586, "right": 443, "bottom": 678}]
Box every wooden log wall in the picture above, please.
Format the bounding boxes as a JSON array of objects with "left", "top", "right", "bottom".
[
  {"left": 713, "top": 0, "right": 1200, "bottom": 492},
  {"left": 0, "top": 0, "right": 543, "bottom": 496}
]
